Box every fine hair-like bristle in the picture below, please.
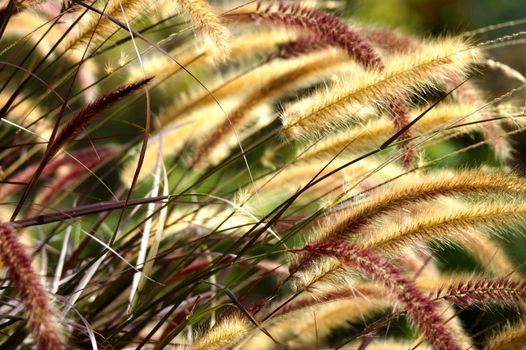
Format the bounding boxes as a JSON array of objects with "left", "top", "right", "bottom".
[
  {"left": 281, "top": 37, "right": 479, "bottom": 139},
  {"left": 486, "top": 317, "right": 526, "bottom": 350},
  {"left": 360, "top": 201, "right": 526, "bottom": 254},
  {"left": 0, "top": 223, "right": 65, "bottom": 350},
  {"left": 50, "top": 77, "right": 152, "bottom": 158},
  {"left": 2, "top": 2, "right": 525, "bottom": 349},
  {"left": 240, "top": 2, "right": 384, "bottom": 69},
  {"left": 66, "top": 0, "right": 150, "bottom": 51},
  {"left": 236, "top": 296, "right": 389, "bottom": 349},
  {"left": 192, "top": 316, "right": 251, "bottom": 350},
  {"left": 443, "top": 277, "right": 526, "bottom": 307},
  {"left": 296, "top": 101, "right": 484, "bottom": 161},
  {"left": 191, "top": 50, "right": 350, "bottom": 167},
  {"left": 176, "top": 0, "right": 231, "bottom": 59},
  {"left": 301, "top": 242, "right": 459, "bottom": 350},
  {"left": 292, "top": 170, "right": 526, "bottom": 275}
]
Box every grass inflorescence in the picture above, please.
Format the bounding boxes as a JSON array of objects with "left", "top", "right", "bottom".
[{"left": 0, "top": 1, "right": 526, "bottom": 349}]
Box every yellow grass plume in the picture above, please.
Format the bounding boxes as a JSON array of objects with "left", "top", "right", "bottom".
[
  {"left": 164, "top": 205, "right": 258, "bottom": 239},
  {"left": 486, "top": 317, "right": 526, "bottom": 350},
  {"left": 297, "top": 102, "right": 484, "bottom": 161},
  {"left": 160, "top": 48, "right": 350, "bottom": 126},
  {"left": 344, "top": 340, "right": 431, "bottom": 350},
  {"left": 66, "top": 0, "right": 151, "bottom": 51},
  {"left": 191, "top": 50, "right": 356, "bottom": 167},
  {"left": 127, "top": 28, "right": 295, "bottom": 81},
  {"left": 5, "top": 12, "right": 99, "bottom": 102},
  {"left": 281, "top": 36, "right": 480, "bottom": 139},
  {"left": 315, "top": 170, "right": 526, "bottom": 248},
  {"left": 6, "top": 11, "right": 65, "bottom": 59},
  {"left": 360, "top": 201, "right": 526, "bottom": 254},
  {"left": 291, "top": 171, "right": 526, "bottom": 290},
  {"left": 243, "top": 157, "right": 405, "bottom": 215},
  {"left": 192, "top": 316, "right": 251, "bottom": 350},
  {"left": 235, "top": 297, "right": 389, "bottom": 350},
  {"left": 176, "top": 0, "right": 230, "bottom": 59},
  {"left": 0, "top": 93, "right": 52, "bottom": 140},
  {"left": 120, "top": 98, "right": 241, "bottom": 186},
  {"left": 466, "top": 233, "right": 518, "bottom": 277}
]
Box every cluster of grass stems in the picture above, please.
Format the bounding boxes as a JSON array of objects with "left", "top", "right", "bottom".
[{"left": 1, "top": 0, "right": 526, "bottom": 349}]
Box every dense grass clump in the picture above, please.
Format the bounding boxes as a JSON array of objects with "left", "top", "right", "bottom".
[{"left": 1, "top": 1, "right": 526, "bottom": 349}]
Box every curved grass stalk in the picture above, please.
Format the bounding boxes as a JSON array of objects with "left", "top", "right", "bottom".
[{"left": 128, "top": 136, "right": 164, "bottom": 313}]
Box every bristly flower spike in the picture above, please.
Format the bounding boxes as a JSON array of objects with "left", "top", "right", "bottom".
[
  {"left": 49, "top": 77, "right": 152, "bottom": 159},
  {"left": 301, "top": 242, "right": 459, "bottom": 350},
  {"left": 443, "top": 277, "right": 526, "bottom": 306},
  {"left": 0, "top": 223, "right": 65, "bottom": 350},
  {"left": 176, "top": 0, "right": 231, "bottom": 59},
  {"left": 238, "top": 2, "right": 384, "bottom": 69}
]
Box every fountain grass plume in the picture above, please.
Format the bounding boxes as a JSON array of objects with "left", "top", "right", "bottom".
[
  {"left": 0, "top": 223, "right": 65, "bottom": 350},
  {"left": 300, "top": 242, "right": 459, "bottom": 350}
]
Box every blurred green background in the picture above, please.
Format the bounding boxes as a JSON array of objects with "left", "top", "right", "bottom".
[{"left": 348, "top": 0, "right": 524, "bottom": 34}]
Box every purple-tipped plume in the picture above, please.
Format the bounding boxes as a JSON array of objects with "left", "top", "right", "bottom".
[
  {"left": 302, "top": 242, "right": 459, "bottom": 350},
  {"left": 0, "top": 223, "right": 65, "bottom": 350},
  {"left": 50, "top": 77, "right": 152, "bottom": 157},
  {"left": 444, "top": 278, "right": 526, "bottom": 306},
  {"left": 248, "top": 2, "right": 384, "bottom": 69}
]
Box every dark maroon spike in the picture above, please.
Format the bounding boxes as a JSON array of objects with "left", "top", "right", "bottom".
[
  {"left": 49, "top": 77, "right": 152, "bottom": 158},
  {"left": 0, "top": 223, "right": 65, "bottom": 350},
  {"left": 245, "top": 2, "right": 384, "bottom": 69},
  {"left": 276, "top": 34, "right": 329, "bottom": 59},
  {"left": 301, "top": 242, "right": 459, "bottom": 350}
]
